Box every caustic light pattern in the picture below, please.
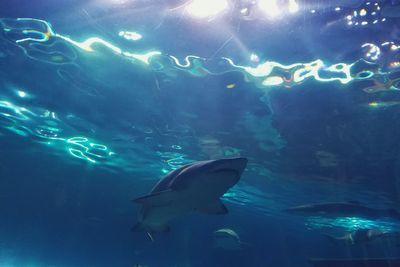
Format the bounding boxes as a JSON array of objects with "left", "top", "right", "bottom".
[
  {"left": 1, "top": 18, "right": 397, "bottom": 92},
  {"left": 306, "top": 216, "right": 398, "bottom": 232},
  {"left": 1, "top": 17, "right": 400, "bottom": 173},
  {"left": 0, "top": 99, "right": 114, "bottom": 165}
]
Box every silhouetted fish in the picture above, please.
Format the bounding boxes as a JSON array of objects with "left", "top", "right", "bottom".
[
  {"left": 213, "top": 228, "right": 242, "bottom": 250},
  {"left": 325, "top": 228, "right": 400, "bottom": 245},
  {"left": 132, "top": 158, "right": 248, "bottom": 240},
  {"left": 285, "top": 201, "right": 400, "bottom": 220}
]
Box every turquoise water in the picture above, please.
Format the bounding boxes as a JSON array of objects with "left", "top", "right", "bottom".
[{"left": 1, "top": 0, "right": 400, "bottom": 266}]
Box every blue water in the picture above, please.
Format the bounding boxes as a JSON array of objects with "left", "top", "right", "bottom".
[{"left": 1, "top": 0, "right": 400, "bottom": 266}]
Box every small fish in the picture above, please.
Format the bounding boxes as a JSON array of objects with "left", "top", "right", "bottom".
[
  {"left": 226, "top": 83, "right": 236, "bottom": 89},
  {"left": 363, "top": 77, "right": 399, "bottom": 93},
  {"left": 325, "top": 228, "right": 400, "bottom": 245},
  {"left": 368, "top": 101, "right": 400, "bottom": 108},
  {"left": 213, "top": 228, "right": 243, "bottom": 250}
]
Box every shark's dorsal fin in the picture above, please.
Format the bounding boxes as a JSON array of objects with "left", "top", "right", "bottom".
[
  {"left": 133, "top": 189, "right": 176, "bottom": 206},
  {"left": 197, "top": 200, "right": 228, "bottom": 214}
]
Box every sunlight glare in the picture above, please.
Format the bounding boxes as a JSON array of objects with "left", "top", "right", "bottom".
[
  {"left": 17, "top": 90, "right": 27, "bottom": 98},
  {"left": 258, "top": 0, "right": 281, "bottom": 18},
  {"left": 288, "top": 0, "right": 299, "bottom": 13},
  {"left": 185, "top": 0, "right": 229, "bottom": 18}
]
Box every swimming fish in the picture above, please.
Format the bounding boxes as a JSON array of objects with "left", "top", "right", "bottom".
[
  {"left": 132, "top": 157, "right": 248, "bottom": 240},
  {"left": 368, "top": 101, "right": 400, "bottom": 108},
  {"left": 363, "top": 77, "right": 400, "bottom": 94},
  {"left": 213, "top": 228, "right": 243, "bottom": 250},
  {"left": 324, "top": 228, "right": 400, "bottom": 245},
  {"left": 284, "top": 201, "right": 400, "bottom": 220}
]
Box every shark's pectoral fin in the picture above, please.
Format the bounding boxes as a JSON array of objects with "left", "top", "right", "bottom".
[
  {"left": 133, "top": 189, "right": 176, "bottom": 206},
  {"left": 197, "top": 200, "right": 228, "bottom": 214},
  {"left": 132, "top": 225, "right": 154, "bottom": 242}
]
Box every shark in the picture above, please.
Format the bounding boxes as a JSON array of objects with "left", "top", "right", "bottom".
[
  {"left": 132, "top": 157, "right": 248, "bottom": 240},
  {"left": 284, "top": 201, "right": 400, "bottom": 220}
]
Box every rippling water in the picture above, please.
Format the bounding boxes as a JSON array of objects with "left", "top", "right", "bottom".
[{"left": 1, "top": 0, "right": 400, "bottom": 266}]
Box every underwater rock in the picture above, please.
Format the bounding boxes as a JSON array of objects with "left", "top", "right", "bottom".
[
  {"left": 241, "top": 112, "right": 286, "bottom": 152},
  {"left": 199, "top": 135, "right": 242, "bottom": 159},
  {"left": 199, "top": 135, "right": 224, "bottom": 159}
]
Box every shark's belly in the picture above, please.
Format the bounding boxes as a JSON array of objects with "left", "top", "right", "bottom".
[
  {"left": 142, "top": 175, "right": 233, "bottom": 228},
  {"left": 184, "top": 178, "right": 231, "bottom": 202}
]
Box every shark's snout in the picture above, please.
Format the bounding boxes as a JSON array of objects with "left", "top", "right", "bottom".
[{"left": 211, "top": 157, "right": 248, "bottom": 174}]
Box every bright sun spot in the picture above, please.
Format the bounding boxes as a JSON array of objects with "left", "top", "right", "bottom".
[
  {"left": 17, "top": 90, "right": 27, "bottom": 98},
  {"left": 119, "top": 31, "right": 142, "bottom": 41},
  {"left": 258, "top": 0, "right": 281, "bottom": 18},
  {"left": 288, "top": 0, "right": 299, "bottom": 13},
  {"left": 185, "top": 0, "right": 229, "bottom": 18},
  {"left": 250, "top": 53, "right": 260, "bottom": 62}
]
